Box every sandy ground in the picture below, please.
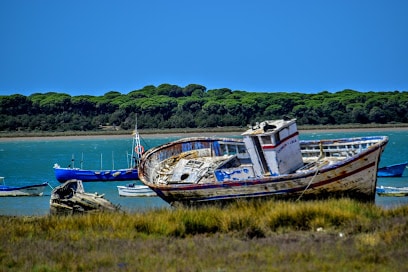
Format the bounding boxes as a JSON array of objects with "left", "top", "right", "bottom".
[{"left": 0, "top": 127, "right": 407, "bottom": 142}]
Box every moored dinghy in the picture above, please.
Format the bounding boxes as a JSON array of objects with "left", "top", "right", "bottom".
[
  {"left": 138, "top": 119, "right": 389, "bottom": 206},
  {"left": 50, "top": 179, "right": 119, "bottom": 214},
  {"left": 376, "top": 186, "right": 408, "bottom": 197},
  {"left": 117, "top": 183, "right": 156, "bottom": 197},
  {"left": 0, "top": 177, "right": 48, "bottom": 197}
]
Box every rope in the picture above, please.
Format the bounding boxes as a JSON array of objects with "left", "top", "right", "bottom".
[
  {"left": 47, "top": 182, "right": 55, "bottom": 190},
  {"left": 296, "top": 141, "right": 325, "bottom": 201},
  {"left": 296, "top": 165, "right": 320, "bottom": 201}
]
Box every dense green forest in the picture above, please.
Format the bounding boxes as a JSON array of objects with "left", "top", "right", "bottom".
[{"left": 1, "top": 84, "right": 407, "bottom": 132}]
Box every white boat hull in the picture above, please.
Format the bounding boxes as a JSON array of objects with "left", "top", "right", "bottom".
[{"left": 117, "top": 184, "right": 156, "bottom": 197}]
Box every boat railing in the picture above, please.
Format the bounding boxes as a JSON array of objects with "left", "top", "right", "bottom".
[
  {"left": 301, "top": 148, "right": 357, "bottom": 159},
  {"left": 300, "top": 140, "right": 380, "bottom": 159}
]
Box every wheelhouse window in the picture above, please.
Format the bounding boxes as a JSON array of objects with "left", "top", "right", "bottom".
[
  {"left": 261, "top": 135, "right": 272, "bottom": 145},
  {"left": 220, "top": 144, "right": 228, "bottom": 155},
  {"left": 220, "top": 142, "right": 247, "bottom": 156},
  {"left": 228, "top": 145, "right": 238, "bottom": 155},
  {"left": 238, "top": 144, "right": 246, "bottom": 154}
]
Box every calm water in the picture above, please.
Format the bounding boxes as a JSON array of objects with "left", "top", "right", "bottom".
[{"left": 1, "top": 130, "right": 408, "bottom": 216}]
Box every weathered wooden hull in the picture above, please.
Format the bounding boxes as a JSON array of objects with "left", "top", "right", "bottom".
[
  {"left": 139, "top": 136, "right": 388, "bottom": 206},
  {"left": 50, "top": 179, "right": 119, "bottom": 214}
]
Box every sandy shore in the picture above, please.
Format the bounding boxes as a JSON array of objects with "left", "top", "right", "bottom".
[
  {"left": 0, "top": 127, "right": 407, "bottom": 142},
  {"left": 0, "top": 132, "right": 239, "bottom": 142}
]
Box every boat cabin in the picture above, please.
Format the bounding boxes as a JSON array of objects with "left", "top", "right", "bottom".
[{"left": 241, "top": 119, "right": 303, "bottom": 176}]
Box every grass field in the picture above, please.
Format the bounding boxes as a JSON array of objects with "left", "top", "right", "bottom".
[{"left": 1, "top": 198, "right": 408, "bottom": 271}]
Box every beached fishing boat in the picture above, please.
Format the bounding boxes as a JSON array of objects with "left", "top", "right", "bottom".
[
  {"left": 376, "top": 186, "right": 408, "bottom": 197},
  {"left": 0, "top": 177, "right": 48, "bottom": 197},
  {"left": 377, "top": 162, "right": 407, "bottom": 177},
  {"left": 117, "top": 183, "right": 156, "bottom": 197},
  {"left": 138, "top": 119, "right": 388, "bottom": 206},
  {"left": 53, "top": 122, "right": 143, "bottom": 182},
  {"left": 50, "top": 179, "right": 119, "bottom": 214}
]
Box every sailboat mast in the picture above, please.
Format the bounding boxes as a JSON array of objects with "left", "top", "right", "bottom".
[
  {"left": 81, "top": 153, "right": 84, "bottom": 169},
  {"left": 131, "top": 115, "right": 142, "bottom": 169},
  {"left": 112, "top": 151, "right": 114, "bottom": 170}
]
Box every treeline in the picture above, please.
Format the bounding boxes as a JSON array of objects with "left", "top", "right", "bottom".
[{"left": 1, "top": 83, "right": 407, "bottom": 132}]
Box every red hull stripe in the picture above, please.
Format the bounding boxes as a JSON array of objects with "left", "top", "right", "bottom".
[
  {"left": 262, "top": 132, "right": 299, "bottom": 150},
  {"left": 157, "top": 162, "right": 377, "bottom": 202},
  {"left": 158, "top": 160, "right": 376, "bottom": 194}
]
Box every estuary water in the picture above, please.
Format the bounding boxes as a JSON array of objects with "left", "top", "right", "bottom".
[{"left": 1, "top": 129, "right": 408, "bottom": 216}]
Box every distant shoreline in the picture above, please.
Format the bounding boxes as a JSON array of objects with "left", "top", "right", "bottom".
[{"left": 1, "top": 126, "right": 407, "bottom": 142}]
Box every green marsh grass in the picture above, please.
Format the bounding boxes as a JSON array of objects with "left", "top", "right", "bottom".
[{"left": 2, "top": 198, "right": 408, "bottom": 271}]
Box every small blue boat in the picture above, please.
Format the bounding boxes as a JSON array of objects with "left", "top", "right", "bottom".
[
  {"left": 377, "top": 162, "right": 407, "bottom": 177},
  {"left": 53, "top": 121, "right": 143, "bottom": 183},
  {"left": 54, "top": 166, "right": 139, "bottom": 183}
]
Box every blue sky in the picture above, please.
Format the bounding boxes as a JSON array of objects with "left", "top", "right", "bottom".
[{"left": 1, "top": 0, "right": 407, "bottom": 96}]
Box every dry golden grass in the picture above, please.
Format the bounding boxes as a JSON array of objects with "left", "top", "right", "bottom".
[{"left": 1, "top": 198, "right": 408, "bottom": 271}]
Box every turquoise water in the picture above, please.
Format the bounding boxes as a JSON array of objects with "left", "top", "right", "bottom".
[{"left": 1, "top": 130, "right": 408, "bottom": 216}]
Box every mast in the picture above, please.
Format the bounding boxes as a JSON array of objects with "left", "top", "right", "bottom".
[
  {"left": 80, "top": 153, "right": 84, "bottom": 169},
  {"left": 131, "top": 115, "right": 142, "bottom": 168},
  {"left": 112, "top": 151, "right": 114, "bottom": 170}
]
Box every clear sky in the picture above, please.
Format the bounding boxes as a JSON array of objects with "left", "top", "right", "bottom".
[{"left": 1, "top": 0, "right": 407, "bottom": 96}]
